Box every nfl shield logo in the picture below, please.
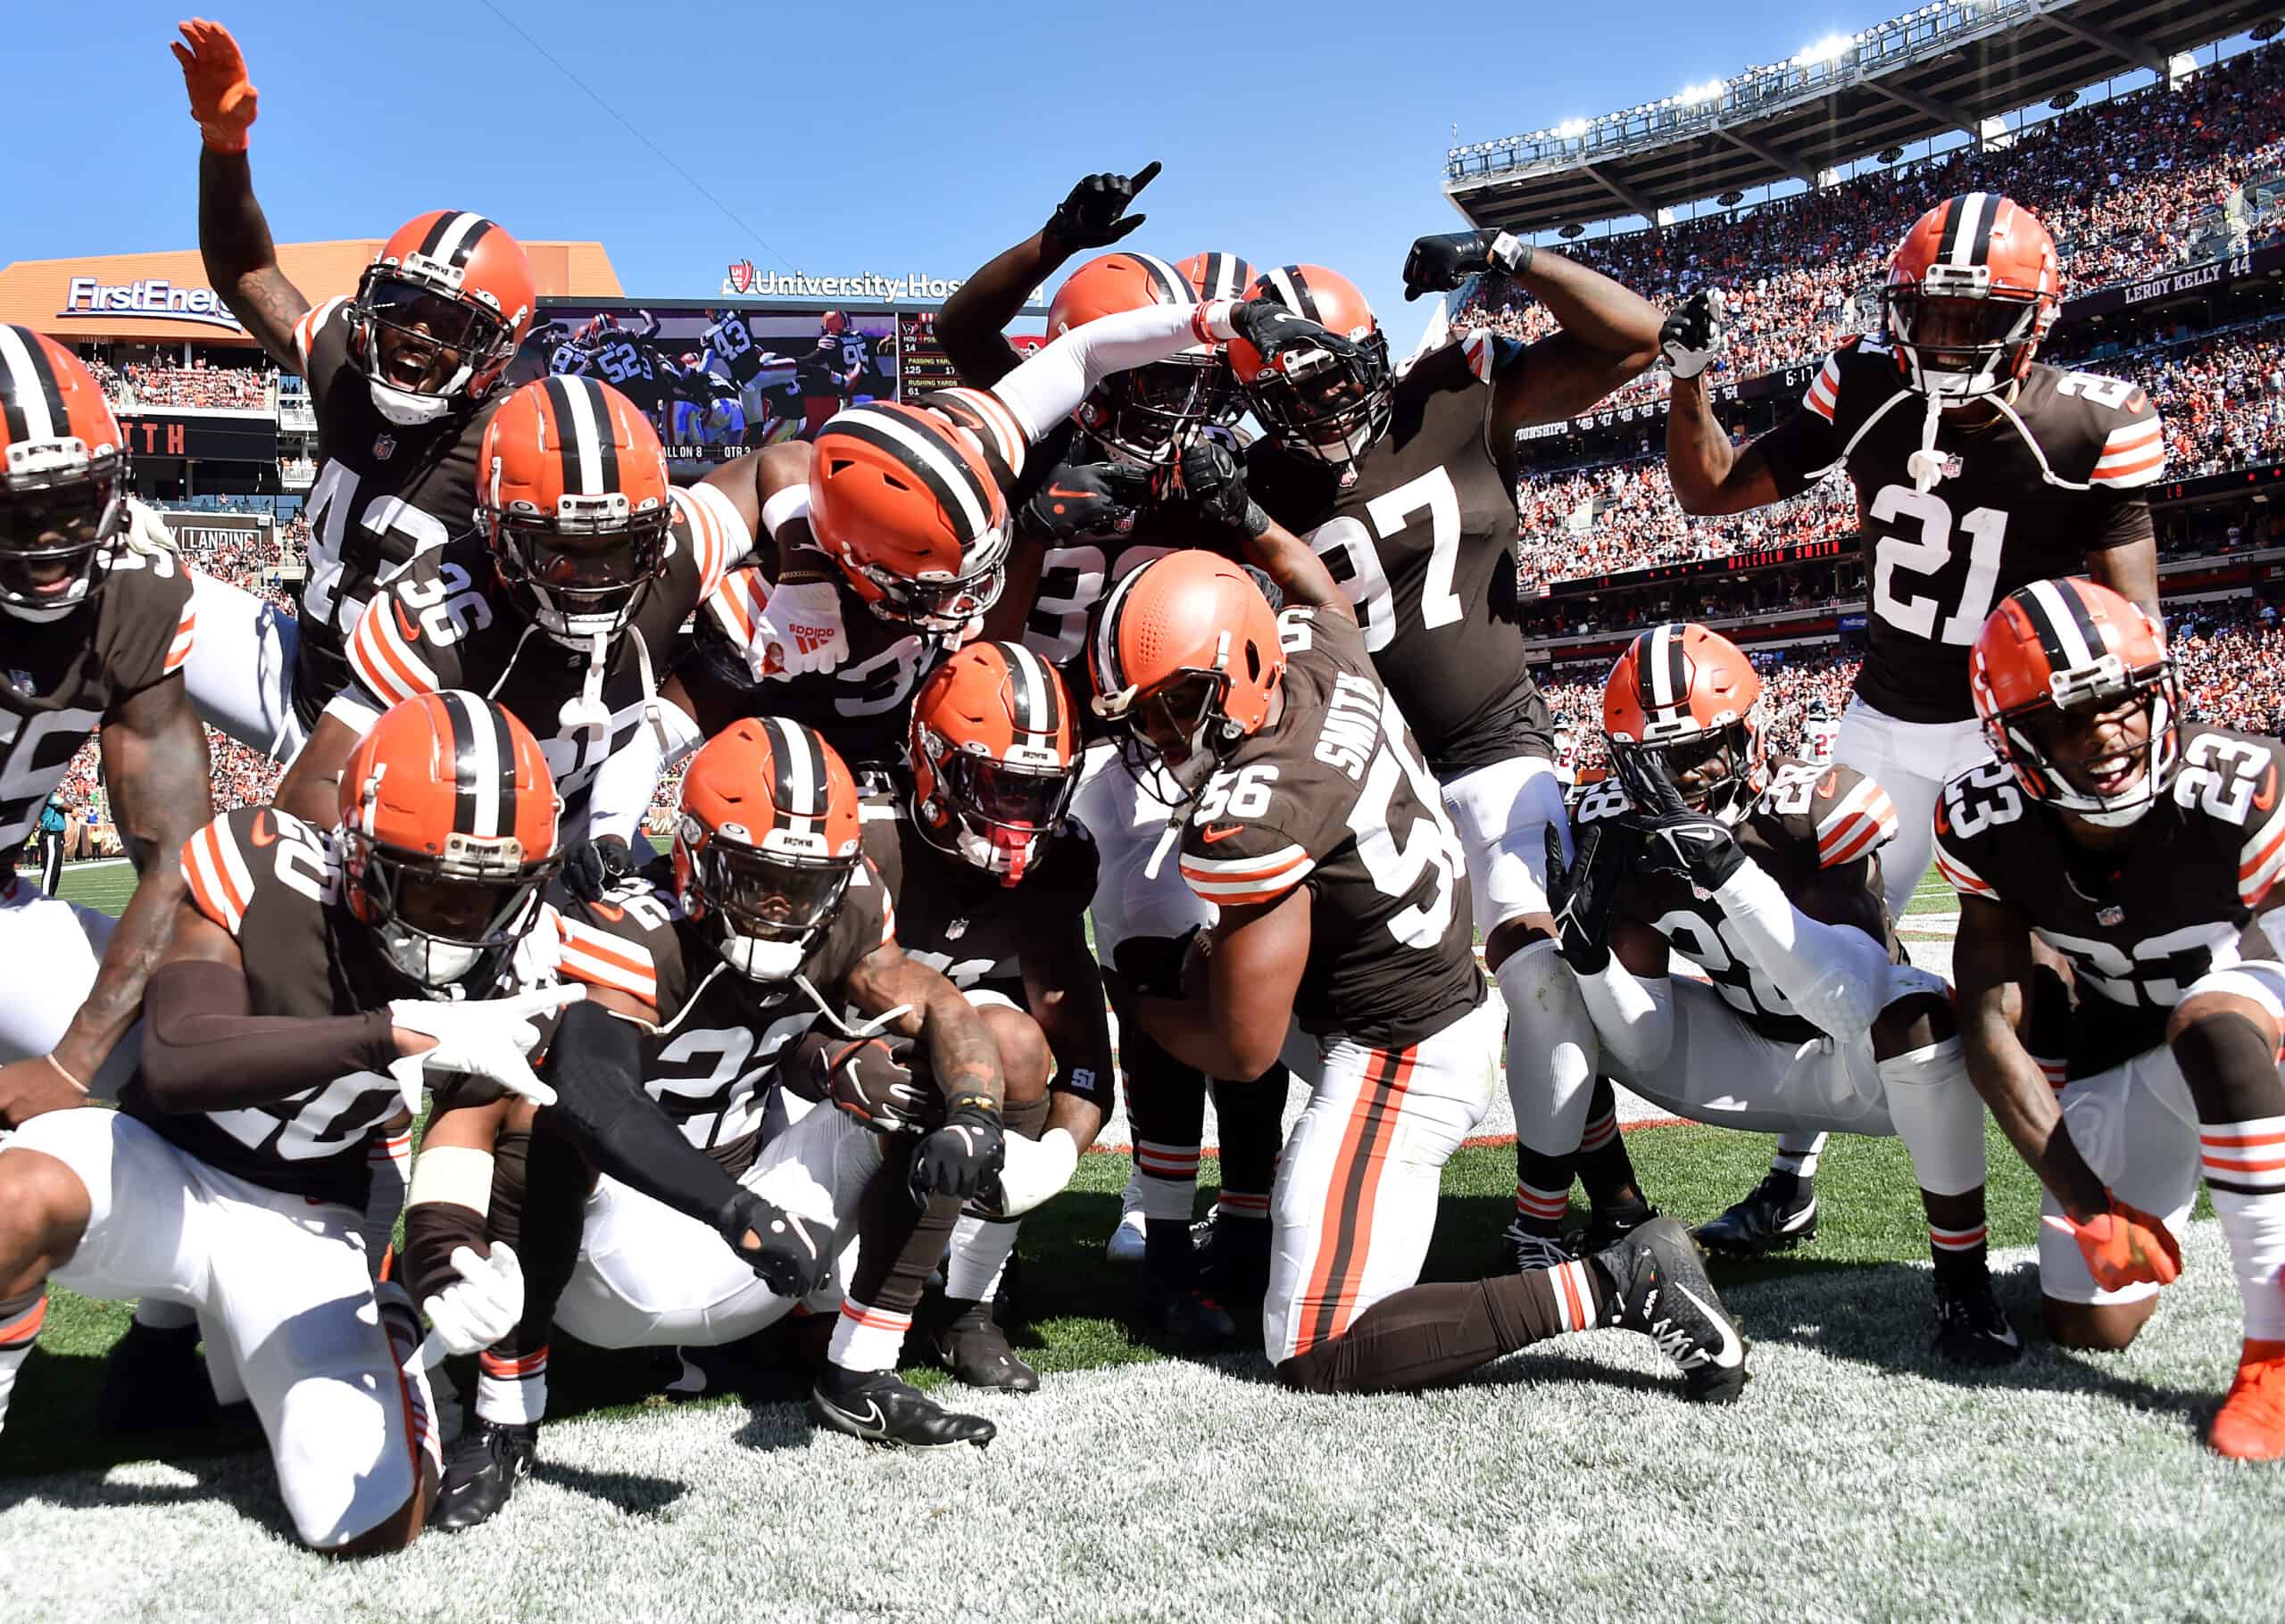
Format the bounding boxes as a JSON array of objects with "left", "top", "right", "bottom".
[
  {"left": 373, "top": 434, "right": 397, "bottom": 460},
  {"left": 727, "top": 260, "right": 755, "bottom": 294},
  {"left": 6, "top": 669, "right": 31, "bottom": 694},
  {"left": 946, "top": 917, "right": 968, "bottom": 940},
  {"left": 2098, "top": 904, "right": 2123, "bottom": 926}
]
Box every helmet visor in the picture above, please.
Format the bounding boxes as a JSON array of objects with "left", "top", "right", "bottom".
[
  {"left": 357, "top": 272, "right": 504, "bottom": 395},
  {"left": 864, "top": 558, "right": 1006, "bottom": 637},
  {"left": 497, "top": 510, "right": 672, "bottom": 623},
  {"left": 699, "top": 841, "right": 853, "bottom": 940},
  {"left": 942, "top": 753, "right": 1076, "bottom": 833}
]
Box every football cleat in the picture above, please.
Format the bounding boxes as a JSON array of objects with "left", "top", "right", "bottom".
[
  {"left": 1193, "top": 1214, "right": 1272, "bottom": 1309},
  {"left": 2209, "top": 1339, "right": 2285, "bottom": 1461},
  {"left": 1579, "top": 1200, "right": 1660, "bottom": 1256},
  {"left": 935, "top": 1303, "right": 1040, "bottom": 1394},
  {"left": 1932, "top": 1275, "right": 2024, "bottom": 1367},
  {"left": 1141, "top": 1283, "right": 1238, "bottom": 1349},
  {"left": 1694, "top": 1169, "right": 1817, "bottom": 1256},
  {"left": 1499, "top": 1218, "right": 1578, "bottom": 1275},
  {"left": 1599, "top": 1215, "right": 1749, "bottom": 1402},
  {"left": 1107, "top": 1176, "right": 1147, "bottom": 1264},
  {"left": 95, "top": 1319, "right": 219, "bottom": 1436},
  {"left": 810, "top": 1369, "right": 995, "bottom": 1449},
  {"left": 432, "top": 1420, "right": 537, "bottom": 1531}
]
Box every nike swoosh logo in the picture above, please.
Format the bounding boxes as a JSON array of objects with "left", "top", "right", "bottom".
[
  {"left": 1199, "top": 824, "right": 1245, "bottom": 843},
  {"left": 1676, "top": 1283, "right": 1744, "bottom": 1368},
  {"left": 826, "top": 1396, "right": 886, "bottom": 1434},
  {"left": 247, "top": 811, "right": 278, "bottom": 848},
  {"left": 2256, "top": 765, "right": 2278, "bottom": 813}
]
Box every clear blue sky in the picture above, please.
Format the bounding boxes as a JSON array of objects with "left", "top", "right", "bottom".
[{"left": 15, "top": 0, "right": 1917, "bottom": 336}]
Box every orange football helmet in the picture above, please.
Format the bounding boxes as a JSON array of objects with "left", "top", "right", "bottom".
[
  {"left": 0, "top": 326, "right": 129, "bottom": 623},
  {"left": 810, "top": 402, "right": 1011, "bottom": 636},
  {"left": 338, "top": 690, "right": 561, "bottom": 990},
  {"left": 1884, "top": 193, "right": 2060, "bottom": 400},
  {"left": 1602, "top": 623, "right": 1766, "bottom": 824},
  {"left": 1045, "top": 251, "right": 1226, "bottom": 463},
  {"left": 1970, "top": 576, "right": 2179, "bottom": 826},
  {"left": 1089, "top": 551, "right": 1286, "bottom": 797},
  {"left": 820, "top": 311, "right": 850, "bottom": 336},
  {"left": 349, "top": 210, "right": 537, "bottom": 427},
  {"left": 909, "top": 640, "right": 1079, "bottom": 887},
  {"left": 674, "top": 716, "right": 865, "bottom": 981},
  {"left": 1229, "top": 264, "right": 1393, "bottom": 466},
  {"left": 479, "top": 376, "right": 674, "bottom": 643}
]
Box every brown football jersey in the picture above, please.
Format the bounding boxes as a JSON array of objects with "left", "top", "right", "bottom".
[
  {"left": 1757, "top": 340, "right": 2163, "bottom": 725},
  {"left": 1582, "top": 757, "right": 1903, "bottom": 1044},
  {"left": 1934, "top": 728, "right": 2285, "bottom": 1075},
  {"left": 1176, "top": 607, "right": 1482, "bottom": 1048},
  {"left": 0, "top": 550, "right": 195, "bottom": 867},
  {"left": 1247, "top": 339, "right": 1550, "bottom": 775},
  {"left": 287, "top": 296, "right": 501, "bottom": 726},
  {"left": 552, "top": 855, "right": 892, "bottom": 1172}
]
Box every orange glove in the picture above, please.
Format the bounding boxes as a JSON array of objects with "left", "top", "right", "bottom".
[
  {"left": 2043, "top": 1198, "right": 2183, "bottom": 1292},
  {"left": 171, "top": 19, "right": 259, "bottom": 153}
]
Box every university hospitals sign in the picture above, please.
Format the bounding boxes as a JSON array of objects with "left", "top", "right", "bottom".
[
  {"left": 58, "top": 275, "right": 245, "bottom": 333},
  {"left": 720, "top": 263, "right": 975, "bottom": 302}
]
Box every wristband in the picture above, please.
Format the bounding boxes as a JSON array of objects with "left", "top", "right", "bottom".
[
  {"left": 44, "top": 1052, "right": 87, "bottom": 1095},
  {"left": 1193, "top": 299, "right": 1238, "bottom": 346},
  {"left": 944, "top": 1091, "right": 1001, "bottom": 1120},
  {"left": 1490, "top": 232, "right": 1533, "bottom": 277},
  {"left": 760, "top": 483, "right": 813, "bottom": 540}
]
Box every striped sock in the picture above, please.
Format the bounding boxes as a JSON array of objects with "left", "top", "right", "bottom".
[
  {"left": 2203, "top": 1114, "right": 2285, "bottom": 1341},
  {"left": 0, "top": 1288, "right": 46, "bottom": 1433},
  {"left": 1131, "top": 1143, "right": 1201, "bottom": 1219},
  {"left": 1512, "top": 1178, "right": 1570, "bottom": 1235},
  {"left": 1215, "top": 1189, "right": 1273, "bottom": 1222},
  {"left": 827, "top": 1297, "right": 913, "bottom": 1374},
  {"left": 477, "top": 1346, "right": 549, "bottom": 1426},
  {"left": 1773, "top": 1132, "right": 1825, "bottom": 1181},
  {"left": 1928, "top": 1219, "right": 1990, "bottom": 1285}
]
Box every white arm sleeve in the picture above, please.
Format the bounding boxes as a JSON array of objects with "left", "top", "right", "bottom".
[
  {"left": 1575, "top": 958, "right": 1674, "bottom": 1080},
  {"left": 1710, "top": 860, "right": 1894, "bottom": 1042},
  {"left": 989, "top": 300, "right": 1230, "bottom": 446}
]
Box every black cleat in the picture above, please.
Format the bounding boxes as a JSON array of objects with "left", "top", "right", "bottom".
[
  {"left": 935, "top": 1303, "right": 1039, "bottom": 1393},
  {"left": 1933, "top": 1275, "right": 2024, "bottom": 1368},
  {"left": 1578, "top": 1200, "right": 1659, "bottom": 1256},
  {"left": 1694, "top": 1170, "right": 1816, "bottom": 1257},
  {"left": 1599, "top": 1215, "right": 1749, "bottom": 1403},
  {"left": 1498, "top": 1217, "right": 1578, "bottom": 1275},
  {"left": 432, "top": 1420, "right": 537, "bottom": 1530},
  {"left": 1194, "top": 1216, "right": 1272, "bottom": 1310},
  {"left": 810, "top": 1370, "right": 994, "bottom": 1448},
  {"left": 96, "top": 1319, "right": 218, "bottom": 1436},
  {"left": 1141, "top": 1284, "right": 1238, "bottom": 1349}
]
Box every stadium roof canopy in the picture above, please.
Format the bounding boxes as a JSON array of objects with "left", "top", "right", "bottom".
[{"left": 1444, "top": 0, "right": 2275, "bottom": 236}]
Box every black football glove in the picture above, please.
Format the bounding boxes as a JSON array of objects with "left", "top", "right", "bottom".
[
  {"left": 1542, "top": 819, "right": 1631, "bottom": 974},
  {"left": 909, "top": 1098, "right": 1008, "bottom": 1207},
  {"left": 1019, "top": 460, "right": 1154, "bottom": 543},
  {"left": 1112, "top": 925, "right": 1203, "bottom": 1002},
  {"left": 1161, "top": 440, "right": 1270, "bottom": 538},
  {"left": 1400, "top": 229, "right": 1533, "bottom": 300},
  {"left": 1227, "top": 298, "right": 1361, "bottom": 376},
  {"left": 715, "top": 1188, "right": 830, "bottom": 1298},
  {"left": 561, "top": 833, "right": 636, "bottom": 904},
  {"left": 1041, "top": 161, "right": 1161, "bottom": 254},
  {"left": 820, "top": 1035, "right": 939, "bottom": 1134},
  {"left": 1616, "top": 748, "right": 1748, "bottom": 891},
  {"left": 1660, "top": 289, "right": 1726, "bottom": 381}
]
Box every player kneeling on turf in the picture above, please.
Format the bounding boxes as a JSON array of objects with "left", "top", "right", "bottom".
[
  {"left": 1099, "top": 551, "right": 1746, "bottom": 1399},
  {"left": 1555, "top": 624, "right": 2015, "bottom": 1365}
]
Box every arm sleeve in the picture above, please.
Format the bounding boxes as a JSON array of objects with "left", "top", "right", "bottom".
[
  {"left": 138, "top": 958, "right": 398, "bottom": 1112},
  {"left": 1756, "top": 405, "right": 1848, "bottom": 501},
  {"left": 1575, "top": 957, "right": 1674, "bottom": 1078},
  {"left": 539, "top": 998, "right": 744, "bottom": 1229},
  {"left": 988, "top": 302, "right": 1221, "bottom": 451},
  {"left": 1708, "top": 860, "right": 1897, "bottom": 1042}
]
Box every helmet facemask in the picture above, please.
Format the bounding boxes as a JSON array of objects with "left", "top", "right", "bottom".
[
  {"left": 1986, "top": 657, "right": 2181, "bottom": 829},
  {"left": 1098, "top": 668, "right": 1245, "bottom": 808},
  {"left": 847, "top": 524, "right": 1010, "bottom": 640},
  {"left": 345, "top": 831, "right": 556, "bottom": 993},
  {"left": 350, "top": 268, "right": 515, "bottom": 427},
  {"left": 1080, "top": 354, "right": 1235, "bottom": 467},
  {"left": 1244, "top": 330, "right": 1394, "bottom": 467},
  {"left": 1613, "top": 716, "right": 1763, "bottom": 828},
  {"left": 489, "top": 500, "right": 672, "bottom": 646},
  {"left": 0, "top": 444, "right": 127, "bottom": 623},
  {"left": 915, "top": 735, "right": 1076, "bottom": 888},
  {"left": 682, "top": 832, "right": 855, "bottom": 982},
  {"left": 1884, "top": 273, "right": 2046, "bottom": 402}
]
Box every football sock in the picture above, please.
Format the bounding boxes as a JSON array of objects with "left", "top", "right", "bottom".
[
  {"left": 944, "top": 1215, "right": 1019, "bottom": 1306},
  {"left": 477, "top": 1347, "right": 547, "bottom": 1427},
  {"left": 838, "top": 1148, "right": 958, "bottom": 1372},
  {"left": 373, "top": 1284, "right": 443, "bottom": 1492},
  {"left": 1275, "top": 1263, "right": 1609, "bottom": 1395},
  {"left": 2204, "top": 1119, "right": 2285, "bottom": 1341},
  {"left": 1211, "top": 1064, "right": 1284, "bottom": 1221},
  {"left": 1575, "top": 1079, "right": 1646, "bottom": 1212},
  {"left": 1772, "top": 1131, "right": 1825, "bottom": 1181},
  {"left": 1498, "top": 940, "right": 1595, "bottom": 1229},
  {"left": 0, "top": 1288, "right": 46, "bottom": 1432}
]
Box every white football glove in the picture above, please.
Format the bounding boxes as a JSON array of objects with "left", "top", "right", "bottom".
[
  {"left": 386, "top": 984, "right": 585, "bottom": 1113},
  {"left": 421, "top": 1244, "right": 525, "bottom": 1357},
  {"left": 1660, "top": 288, "right": 1726, "bottom": 382},
  {"left": 758, "top": 577, "right": 850, "bottom": 676}
]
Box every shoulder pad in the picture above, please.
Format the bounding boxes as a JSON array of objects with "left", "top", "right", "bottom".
[
  {"left": 179, "top": 807, "right": 328, "bottom": 936},
  {"left": 1931, "top": 763, "right": 2026, "bottom": 900},
  {"left": 1802, "top": 763, "right": 1898, "bottom": 869}
]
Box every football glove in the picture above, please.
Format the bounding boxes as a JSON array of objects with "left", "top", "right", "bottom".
[
  {"left": 819, "top": 1036, "right": 939, "bottom": 1135},
  {"left": 910, "top": 1098, "right": 1008, "bottom": 1206},
  {"left": 1542, "top": 820, "right": 1629, "bottom": 974},
  {"left": 1227, "top": 299, "right": 1362, "bottom": 377},
  {"left": 2042, "top": 1199, "right": 2182, "bottom": 1293},
  {"left": 759, "top": 576, "right": 850, "bottom": 676},
  {"left": 386, "top": 985, "right": 585, "bottom": 1112},
  {"left": 1042, "top": 161, "right": 1160, "bottom": 253},
  {"left": 562, "top": 834, "right": 636, "bottom": 905},
  {"left": 1616, "top": 749, "right": 1747, "bottom": 891},
  {"left": 172, "top": 19, "right": 259, "bottom": 153},
  {"left": 421, "top": 1244, "right": 525, "bottom": 1357},
  {"left": 1660, "top": 289, "right": 1726, "bottom": 382},
  {"left": 1019, "top": 460, "right": 1152, "bottom": 543},
  {"left": 716, "top": 1188, "right": 830, "bottom": 1298},
  {"left": 1162, "top": 440, "right": 1270, "bottom": 539},
  {"left": 1401, "top": 229, "right": 1532, "bottom": 300}
]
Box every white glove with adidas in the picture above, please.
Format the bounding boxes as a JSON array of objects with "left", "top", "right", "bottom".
[
  {"left": 757, "top": 578, "right": 850, "bottom": 677},
  {"left": 386, "top": 984, "right": 584, "bottom": 1113}
]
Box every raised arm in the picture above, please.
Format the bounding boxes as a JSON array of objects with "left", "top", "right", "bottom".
[{"left": 176, "top": 21, "right": 310, "bottom": 372}]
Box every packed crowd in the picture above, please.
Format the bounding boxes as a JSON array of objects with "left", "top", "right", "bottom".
[
  {"left": 110, "top": 360, "right": 274, "bottom": 410},
  {"left": 1460, "top": 46, "right": 2285, "bottom": 410}
]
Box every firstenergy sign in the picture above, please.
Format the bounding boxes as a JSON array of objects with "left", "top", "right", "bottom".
[{"left": 58, "top": 276, "right": 245, "bottom": 332}]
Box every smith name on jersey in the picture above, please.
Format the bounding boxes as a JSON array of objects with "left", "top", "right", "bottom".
[
  {"left": 1246, "top": 337, "right": 1551, "bottom": 775},
  {"left": 1177, "top": 607, "right": 1482, "bottom": 1048},
  {"left": 1934, "top": 728, "right": 2285, "bottom": 1074},
  {"left": 1758, "top": 336, "right": 2164, "bottom": 725},
  {"left": 1583, "top": 758, "right": 1903, "bottom": 1044},
  {"left": 551, "top": 856, "right": 893, "bottom": 1173}
]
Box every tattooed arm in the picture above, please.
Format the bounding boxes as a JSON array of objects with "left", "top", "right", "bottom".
[{"left": 843, "top": 940, "right": 1006, "bottom": 1113}]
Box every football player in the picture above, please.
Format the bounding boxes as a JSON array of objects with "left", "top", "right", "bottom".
[
  {"left": 1242, "top": 240, "right": 1666, "bottom": 1274},
  {"left": 1661, "top": 194, "right": 2159, "bottom": 1247},
  {"left": 407, "top": 717, "right": 1009, "bottom": 1524},
  {"left": 1803, "top": 697, "right": 1841, "bottom": 767},
  {"left": 866, "top": 641, "right": 1115, "bottom": 1388},
  {"left": 1095, "top": 551, "right": 1747, "bottom": 1399},
  {"left": 1941, "top": 578, "right": 2285, "bottom": 1456},
  {"left": 796, "top": 314, "right": 867, "bottom": 438},
  {"left": 1554, "top": 625, "right": 2015, "bottom": 1363},
  {"left": 269, "top": 377, "right": 752, "bottom": 844},
  {"left": 0, "top": 692, "right": 575, "bottom": 1552},
  {"left": 0, "top": 329, "right": 212, "bottom": 1107}
]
